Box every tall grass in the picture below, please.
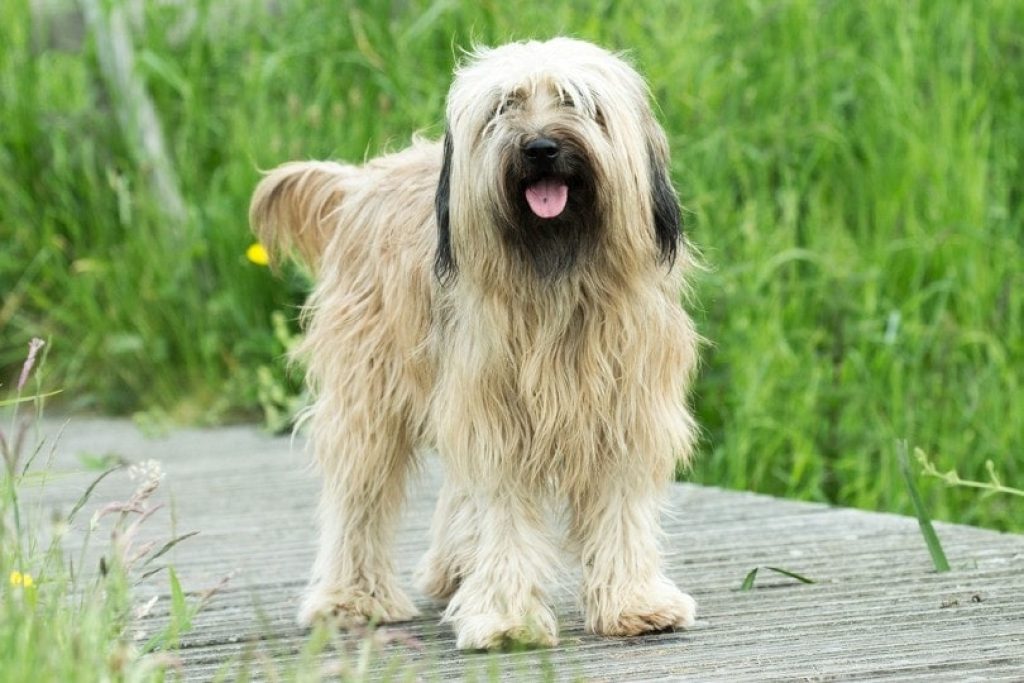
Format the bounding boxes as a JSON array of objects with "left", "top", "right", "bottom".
[
  {"left": 1, "top": 342, "right": 199, "bottom": 680},
  {"left": 2, "top": 0, "right": 1021, "bottom": 530}
]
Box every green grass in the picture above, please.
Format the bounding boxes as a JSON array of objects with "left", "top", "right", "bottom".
[
  {"left": 1, "top": 350, "right": 428, "bottom": 682},
  {"left": 2, "top": 377, "right": 190, "bottom": 680},
  {"left": 898, "top": 440, "right": 951, "bottom": 572},
  {"left": 1, "top": 0, "right": 1021, "bottom": 530}
]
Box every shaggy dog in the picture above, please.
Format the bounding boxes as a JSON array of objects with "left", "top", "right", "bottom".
[{"left": 250, "top": 37, "right": 699, "bottom": 650}]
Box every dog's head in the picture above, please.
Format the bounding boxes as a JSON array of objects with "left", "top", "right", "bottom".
[{"left": 435, "top": 38, "right": 681, "bottom": 282}]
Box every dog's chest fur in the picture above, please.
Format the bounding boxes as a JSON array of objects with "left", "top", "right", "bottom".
[{"left": 429, "top": 272, "right": 689, "bottom": 490}]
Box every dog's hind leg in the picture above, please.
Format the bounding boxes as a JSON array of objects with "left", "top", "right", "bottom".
[
  {"left": 297, "top": 402, "right": 420, "bottom": 627},
  {"left": 415, "top": 476, "right": 478, "bottom": 602}
]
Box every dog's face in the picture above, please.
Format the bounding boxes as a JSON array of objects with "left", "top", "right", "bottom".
[
  {"left": 491, "top": 84, "right": 602, "bottom": 278},
  {"left": 435, "top": 38, "right": 681, "bottom": 282}
]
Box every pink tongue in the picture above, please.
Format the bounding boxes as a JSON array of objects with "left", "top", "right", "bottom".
[{"left": 525, "top": 179, "right": 569, "bottom": 218}]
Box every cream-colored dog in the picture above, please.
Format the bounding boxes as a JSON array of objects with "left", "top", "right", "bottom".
[{"left": 250, "top": 37, "right": 699, "bottom": 650}]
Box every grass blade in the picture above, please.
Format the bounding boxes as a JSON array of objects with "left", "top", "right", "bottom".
[
  {"left": 0, "top": 390, "right": 63, "bottom": 408},
  {"left": 898, "top": 440, "right": 950, "bottom": 572},
  {"left": 763, "top": 567, "right": 816, "bottom": 584},
  {"left": 740, "top": 566, "right": 815, "bottom": 590},
  {"left": 138, "top": 530, "right": 199, "bottom": 570},
  {"left": 169, "top": 567, "right": 190, "bottom": 631},
  {"left": 144, "top": 567, "right": 192, "bottom": 653},
  {"left": 66, "top": 463, "right": 125, "bottom": 525}
]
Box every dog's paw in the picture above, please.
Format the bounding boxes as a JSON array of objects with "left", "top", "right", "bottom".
[
  {"left": 297, "top": 584, "right": 420, "bottom": 628},
  {"left": 588, "top": 582, "right": 696, "bottom": 637},
  {"left": 449, "top": 604, "right": 559, "bottom": 651}
]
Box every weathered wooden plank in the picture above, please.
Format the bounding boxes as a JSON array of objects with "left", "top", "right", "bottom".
[{"left": 30, "top": 418, "right": 1024, "bottom": 681}]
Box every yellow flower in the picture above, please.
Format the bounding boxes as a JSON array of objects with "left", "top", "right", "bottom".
[
  {"left": 9, "top": 570, "right": 33, "bottom": 587},
  {"left": 246, "top": 242, "right": 270, "bottom": 266}
]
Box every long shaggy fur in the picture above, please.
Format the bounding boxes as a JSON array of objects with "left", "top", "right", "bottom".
[{"left": 250, "top": 37, "right": 700, "bottom": 650}]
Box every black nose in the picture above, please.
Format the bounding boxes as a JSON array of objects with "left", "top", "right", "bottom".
[{"left": 523, "top": 137, "right": 560, "bottom": 162}]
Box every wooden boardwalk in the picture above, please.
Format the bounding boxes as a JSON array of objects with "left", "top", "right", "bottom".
[{"left": 34, "top": 418, "right": 1024, "bottom": 681}]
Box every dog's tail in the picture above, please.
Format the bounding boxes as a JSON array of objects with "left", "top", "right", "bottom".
[{"left": 249, "top": 161, "right": 355, "bottom": 273}]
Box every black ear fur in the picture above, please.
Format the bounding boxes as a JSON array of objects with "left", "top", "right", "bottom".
[
  {"left": 648, "top": 143, "right": 682, "bottom": 266},
  {"left": 434, "top": 130, "right": 456, "bottom": 283}
]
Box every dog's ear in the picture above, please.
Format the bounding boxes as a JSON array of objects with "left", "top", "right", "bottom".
[
  {"left": 648, "top": 141, "right": 681, "bottom": 266},
  {"left": 434, "top": 129, "right": 456, "bottom": 283}
]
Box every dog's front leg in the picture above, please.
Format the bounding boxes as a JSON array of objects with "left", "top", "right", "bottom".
[
  {"left": 570, "top": 481, "right": 696, "bottom": 636},
  {"left": 441, "top": 485, "right": 559, "bottom": 650}
]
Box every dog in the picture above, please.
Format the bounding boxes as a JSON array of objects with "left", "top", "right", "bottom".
[{"left": 249, "top": 37, "right": 700, "bottom": 650}]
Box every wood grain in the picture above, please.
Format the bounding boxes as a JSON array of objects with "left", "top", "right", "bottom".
[{"left": 34, "top": 419, "right": 1024, "bottom": 681}]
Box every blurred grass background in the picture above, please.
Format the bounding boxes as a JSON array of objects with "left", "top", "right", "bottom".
[{"left": 1, "top": 0, "right": 1021, "bottom": 530}]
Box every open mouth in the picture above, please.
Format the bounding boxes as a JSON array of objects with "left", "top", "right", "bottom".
[{"left": 524, "top": 177, "right": 569, "bottom": 219}]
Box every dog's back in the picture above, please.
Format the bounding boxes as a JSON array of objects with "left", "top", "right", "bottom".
[{"left": 250, "top": 139, "right": 441, "bottom": 280}]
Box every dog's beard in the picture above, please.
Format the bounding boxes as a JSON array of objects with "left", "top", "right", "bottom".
[{"left": 497, "top": 138, "right": 601, "bottom": 279}]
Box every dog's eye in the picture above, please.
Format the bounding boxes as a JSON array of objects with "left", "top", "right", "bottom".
[
  {"left": 498, "top": 96, "right": 518, "bottom": 115},
  {"left": 561, "top": 95, "right": 575, "bottom": 109}
]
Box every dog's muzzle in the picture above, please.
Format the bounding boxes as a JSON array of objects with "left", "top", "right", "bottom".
[{"left": 522, "top": 137, "right": 569, "bottom": 219}]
